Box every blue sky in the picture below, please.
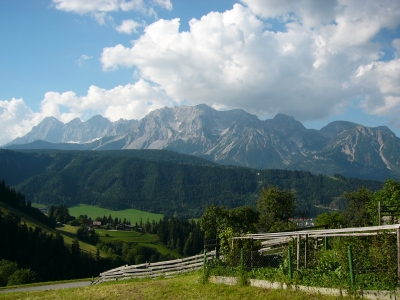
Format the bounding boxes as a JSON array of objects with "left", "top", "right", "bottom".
[{"left": 1, "top": 0, "right": 400, "bottom": 145}]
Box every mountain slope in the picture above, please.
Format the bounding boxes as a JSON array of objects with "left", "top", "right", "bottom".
[
  {"left": 290, "top": 125, "right": 400, "bottom": 180},
  {"left": 0, "top": 149, "right": 382, "bottom": 218}
]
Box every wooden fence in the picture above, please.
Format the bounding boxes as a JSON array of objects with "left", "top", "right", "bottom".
[{"left": 92, "top": 250, "right": 217, "bottom": 285}]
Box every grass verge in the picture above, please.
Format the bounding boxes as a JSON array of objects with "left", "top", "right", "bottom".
[{"left": 0, "top": 272, "right": 355, "bottom": 300}]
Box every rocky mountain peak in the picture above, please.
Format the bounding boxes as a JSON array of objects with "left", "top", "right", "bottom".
[
  {"left": 5, "top": 104, "right": 400, "bottom": 181},
  {"left": 319, "top": 121, "right": 358, "bottom": 140}
]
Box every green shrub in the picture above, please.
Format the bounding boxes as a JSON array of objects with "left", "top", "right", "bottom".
[
  {"left": 7, "top": 269, "right": 36, "bottom": 286},
  {"left": 0, "top": 260, "right": 18, "bottom": 287}
]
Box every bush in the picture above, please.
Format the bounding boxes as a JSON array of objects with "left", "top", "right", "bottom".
[
  {"left": 7, "top": 269, "right": 36, "bottom": 286},
  {"left": 0, "top": 260, "right": 18, "bottom": 287}
]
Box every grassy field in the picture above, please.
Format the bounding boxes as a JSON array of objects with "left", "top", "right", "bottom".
[
  {"left": 97, "top": 229, "right": 179, "bottom": 258},
  {"left": 98, "top": 230, "right": 158, "bottom": 243},
  {"left": 58, "top": 225, "right": 179, "bottom": 258},
  {"left": 68, "top": 204, "right": 163, "bottom": 224},
  {"left": 0, "top": 272, "right": 356, "bottom": 300}
]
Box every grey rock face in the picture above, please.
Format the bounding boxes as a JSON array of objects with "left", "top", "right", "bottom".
[{"left": 6, "top": 115, "right": 138, "bottom": 145}]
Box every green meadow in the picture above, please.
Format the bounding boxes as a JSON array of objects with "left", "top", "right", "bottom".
[
  {"left": 68, "top": 204, "right": 163, "bottom": 224},
  {"left": 97, "top": 230, "right": 179, "bottom": 257},
  {"left": 57, "top": 224, "right": 179, "bottom": 258}
]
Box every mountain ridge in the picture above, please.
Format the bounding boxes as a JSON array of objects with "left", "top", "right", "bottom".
[{"left": 4, "top": 104, "right": 400, "bottom": 180}]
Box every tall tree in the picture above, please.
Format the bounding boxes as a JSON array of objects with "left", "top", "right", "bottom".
[
  {"left": 227, "top": 205, "right": 259, "bottom": 234},
  {"left": 257, "top": 186, "right": 296, "bottom": 232},
  {"left": 372, "top": 179, "right": 400, "bottom": 224},
  {"left": 199, "top": 204, "right": 228, "bottom": 240},
  {"left": 342, "top": 187, "right": 374, "bottom": 227}
]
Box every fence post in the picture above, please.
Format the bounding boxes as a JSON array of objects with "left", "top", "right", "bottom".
[
  {"left": 304, "top": 234, "right": 308, "bottom": 269},
  {"left": 203, "top": 248, "right": 207, "bottom": 277},
  {"left": 347, "top": 246, "right": 354, "bottom": 290},
  {"left": 288, "top": 246, "right": 292, "bottom": 283},
  {"left": 378, "top": 201, "right": 381, "bottom": 226},
  {"left": 397, "top": 226, "right": 400, "bottom": 295},
  {"left": 251, "top": 238, "right": 253, "bottom": 269},
  {"left": 297, "top": 235, "right": 301, "bottom": 270},
  {"left": 240, "top": 248, "right": 244, "bottom": 269}
]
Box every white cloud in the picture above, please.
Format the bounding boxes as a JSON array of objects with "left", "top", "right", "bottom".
[
  {"left": 100, "top": 1, "right": 400, "bottom": 123},
  {"left": 153, "top": 0, "right": 172, "bottom": 11},
  {"left": 0, "top": 98, "right": 38, "bottom": 146},
  {"left": 52, "top": 0, "right": 120, "bottom": 14},
  {"left": 76, "top": 54, "right": 93, "bottom": 66},
  {"left": 355, "top": 59, "right": 400, "bottom": 116},
  {"left": 41, "top": 79, "right": 173, "bottom": 122},
  {"left": 116, "top": 19, "right": 143, "bottom": 34},
  {"left": 52, "top": 0, "right": 172, "bottom": 24},
  {"left": 0, "top": 80, "right": 173, "bottom": 145}
]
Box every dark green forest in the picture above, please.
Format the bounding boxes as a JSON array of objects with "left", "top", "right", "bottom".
[{"left": 0, "top": 149, "right": 383, "bottom": 218}]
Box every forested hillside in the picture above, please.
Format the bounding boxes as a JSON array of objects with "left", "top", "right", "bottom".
[
  {"left": 0, "top": 149, "right": 215, "bottom": 186},
  {"left": 0, "top": 180, "right": 204, "bottom": 285},
  {"left": 0, "top": 181, "right": 110, "bottom": 284},
  {"left": 0, "top": 150, "right": 383, "bottom": 218}
]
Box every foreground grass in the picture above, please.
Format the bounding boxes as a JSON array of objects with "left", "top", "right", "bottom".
[{"left": 0, "top": 273, "right": 354, "bottom": 300}]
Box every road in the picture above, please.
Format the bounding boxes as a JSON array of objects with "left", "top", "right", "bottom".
[{"left": 0, "top": 281, "right": 92, "bottom": 294}]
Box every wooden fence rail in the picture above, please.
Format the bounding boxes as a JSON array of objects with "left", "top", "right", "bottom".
[{"left": 92, "top": 250, "right": 217, "bottom": 285}]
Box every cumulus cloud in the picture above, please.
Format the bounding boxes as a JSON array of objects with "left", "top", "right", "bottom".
[
  {"left": 41, "top": 79, "right": 173, "bottom": 121},
  {"left": 0, "top": 99, "right": 38, "bottom": 146},
  {"left": 116, "top": 19, "right": 143, "bottom": 34},
  {"left": 0, "top": 80, "right": 173, "bottom": 145},
  {"left": 355, "top": 59, "right": 400, "bottom": 115},
  {"left": 52, "top": 0, "right": 172, "bottom": 24},
  {"left": 100, "top": 1, "right": 400, "bottom": 123}
]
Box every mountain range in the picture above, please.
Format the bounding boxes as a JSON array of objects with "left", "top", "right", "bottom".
[{"left": 5, "top": 104, "right": 400, "bottom": 180}]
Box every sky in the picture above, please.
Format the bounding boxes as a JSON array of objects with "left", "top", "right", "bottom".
[{"left": 1, "top": 0, "right": 400, "bottom": 146}]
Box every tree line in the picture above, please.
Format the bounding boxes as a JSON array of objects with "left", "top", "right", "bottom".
[
  {"left": 0, "top": 210, "right": 109, "bottom": 285},
  {"left": 0, "top": 179, "right": 56, "bottom": 228}
]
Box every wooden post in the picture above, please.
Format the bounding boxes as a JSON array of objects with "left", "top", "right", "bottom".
[
  {"left": 251, "top": 238, "right": 253, "bottom": 269},
  {"left": 378, "top": 201, "right": 381, "bottom": 226},
  {"left": 397, "top": 227, "right": 400, "bottom": 296},
  {"left": 348, "top": 246, "right": 354, "bottom": 290},
  {"left": 216, "top": 238, "right": 219, "bottom": 260},
  {"left": 304, "top": 234, "right": 308, "bottom": 269},
  {"left": 288, "top": 246, "right": 292, "bottom": 283},
  {"left": 203, "top": 248, "right": 207, "bottom": 277},
  {"left": 240, "top": 248, "right": 244, "bottom": 269},
  {"left": 297, "top": 234, "right": 301, "bottom": 270}
]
